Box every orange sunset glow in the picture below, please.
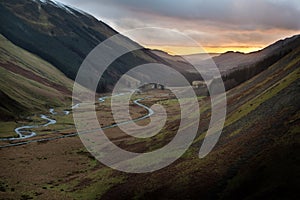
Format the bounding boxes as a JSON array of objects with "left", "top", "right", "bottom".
[
  {"left": 58, "top": 0, "right": 300, "bottom": 56},
  {"left": 146, "top": 45, "right": 264, "bottom": 55}
]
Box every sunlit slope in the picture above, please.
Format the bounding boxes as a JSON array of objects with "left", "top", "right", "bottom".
[
  {"left": 209, "top": 39, "right": 300, "bottom": 200},
  {"left": 98, "top": 40, "right": 300, "bottom": 200},
  {"left": 0, "top": 34, "right": 74, "bottom": 120}
]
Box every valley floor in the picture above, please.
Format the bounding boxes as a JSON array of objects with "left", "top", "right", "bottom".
[{"left": 1, "top": 44, "right": 300, "bottom": 200}]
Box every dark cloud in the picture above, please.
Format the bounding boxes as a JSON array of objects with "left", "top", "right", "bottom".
[
  {"left": 62, "top": 0, "right": 300, "bottom": 30},
  {"left": 57, "top": 0, "right": 300, "bottom": 51},
  {"left": 60, "top": 0, "right": 300, "bottom": 30}
]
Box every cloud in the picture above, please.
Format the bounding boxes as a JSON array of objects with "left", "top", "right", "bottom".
[
  {"left": 58, "top": 0, "right": 300, "bottom": 30},
  {"left": 57, "top": 0, "right": 300, "bottom": 52},
  {"left": 73, "top": 0, "right": 300, "bottom": 30}
]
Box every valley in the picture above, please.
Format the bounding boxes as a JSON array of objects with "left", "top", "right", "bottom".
[
  {"left": 0, "top": 90, "right": 164, "bottom": 148},
  {"left": 0, "top": 0, "right": 299, "bottom": 199},
  {"left": 0, "top": 56, "right": 299, "bottom": 199}
]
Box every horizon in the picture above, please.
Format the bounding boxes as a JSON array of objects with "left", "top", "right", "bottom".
[
  {"left": 147, "top": 44, "right": 264, "bottom": 55},
  {"left": 55, "top": 0, "right": 300, "bottom": 55},
  {"left": 1, "top": 1, "right": 299, "bottom": 199}
]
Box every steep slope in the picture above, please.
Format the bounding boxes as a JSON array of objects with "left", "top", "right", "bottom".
[
  {"left": 3, "top": 0, "right": 295, "bottom": 93},
  {"left": 214, "top": 35, "right": 300, "bottom": 90},
  {"left": 0, "top": 0, "right": 298, "bottom": 198},
  {"left": 197, "top": 34, "right": 300, "bottom": 74},
  {"left": 0, "top": 34, "right": 74, "bottom": 120},
  {"left": 98, "top": 40, "right": 300, "bottom": 199},
  {"left": 0, "top": 0, "right": 116, "bottom": 81},
  {"left": 0, "top": 35, "right": 298, "bottom": 199},
  {"left": 0, "top": 0, "right": 198, "bottom": 91}
]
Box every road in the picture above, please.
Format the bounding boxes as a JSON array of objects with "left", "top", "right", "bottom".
[{"left": 0, "top": 94, "right": 154, "bottom": 148}]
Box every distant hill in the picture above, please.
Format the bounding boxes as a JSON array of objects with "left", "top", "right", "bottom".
[
  {"left": 100, "top": 35, "right": 300, "bottom": 200},
  {"left": 188, "top": 35, "right": 300, "bottom": 90},
  {"left": 0, "top": 0, "right": 199, "bottom": 91},
  {"left": 0, "top": 0, "right": 299, "bottom": 119},
  {"left": 0, "top": 1, "right": 299, "bottom": 199},
  {"left": 2, "top": 0, "right": 298, "bottom": 94},
  {"left": 182, "top": 52, "right": 220, "bottom": 64},
  {"left": 197, "top": 35, "right": 300, "bottom": 74}
]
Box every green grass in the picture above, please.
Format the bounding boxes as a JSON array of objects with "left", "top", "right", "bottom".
[
  {"left": 0, "top": 35, "right": 72, "bottom": 89},
  {"left": 0, "top": 34, "right": 76, "bottom": 121},
  {"left": 48, "top": 168, "right": 125, "bottom": 200},
  {"left": 225, "top": 67, "right": 300, "bottom": 128},
  {"left": 192, "top": 54, "right": 300, "bottom": 143},
  {"left": 0, "top": 121, "right": 18, "bottom": 138}
]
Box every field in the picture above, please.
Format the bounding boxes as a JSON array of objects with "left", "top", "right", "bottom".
[
  {"left": 0, "top": 89, "right": 184, "bottom": 199},
  {"left": 0, "top": 66, "right": 299, "bottom": 199}
]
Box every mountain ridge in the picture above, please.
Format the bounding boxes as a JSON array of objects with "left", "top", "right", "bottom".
[
  {"left": 0, "top": 0, "right": 299, "bottom": 199},
  {"left": 0, "top": 0, "right": 200, "bottom": 91}
]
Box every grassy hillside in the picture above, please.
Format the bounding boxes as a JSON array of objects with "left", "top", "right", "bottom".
[
  {"left": 0, "top": 45, "right": 298, "bottom": 199},
  {"left": 0, "top": 39, "right": 297, "bottom": 199},
  {"left": 0, "top": 0, "right": 199, "bottom": 91},
  {"left": 0, "top": 34, "right": 74, "bottom": 121},
  {"left": 0, "top": 1, "right": 298, "bottom": 199},
  {"left": 94, "top": 46, "right": 300, "bottom": 199}
]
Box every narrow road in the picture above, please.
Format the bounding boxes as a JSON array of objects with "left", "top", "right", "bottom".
[
  {"left": 0, "top": 112, "right": 57, "bottom": 141},
  {"left": 0, "top": 95, "right": 154, "bottom": 148}
]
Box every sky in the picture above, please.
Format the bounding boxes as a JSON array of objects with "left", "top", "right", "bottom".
[{"left": 57, "top": 0, "right": 300, "bottom": 54}]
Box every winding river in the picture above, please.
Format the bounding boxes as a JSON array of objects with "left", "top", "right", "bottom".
[
  {"left": 0, "top": 113, "right": 57, "bottom": 141},
  {"left": 0, "top": 94, "right": 154, "bottom": 148}
]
